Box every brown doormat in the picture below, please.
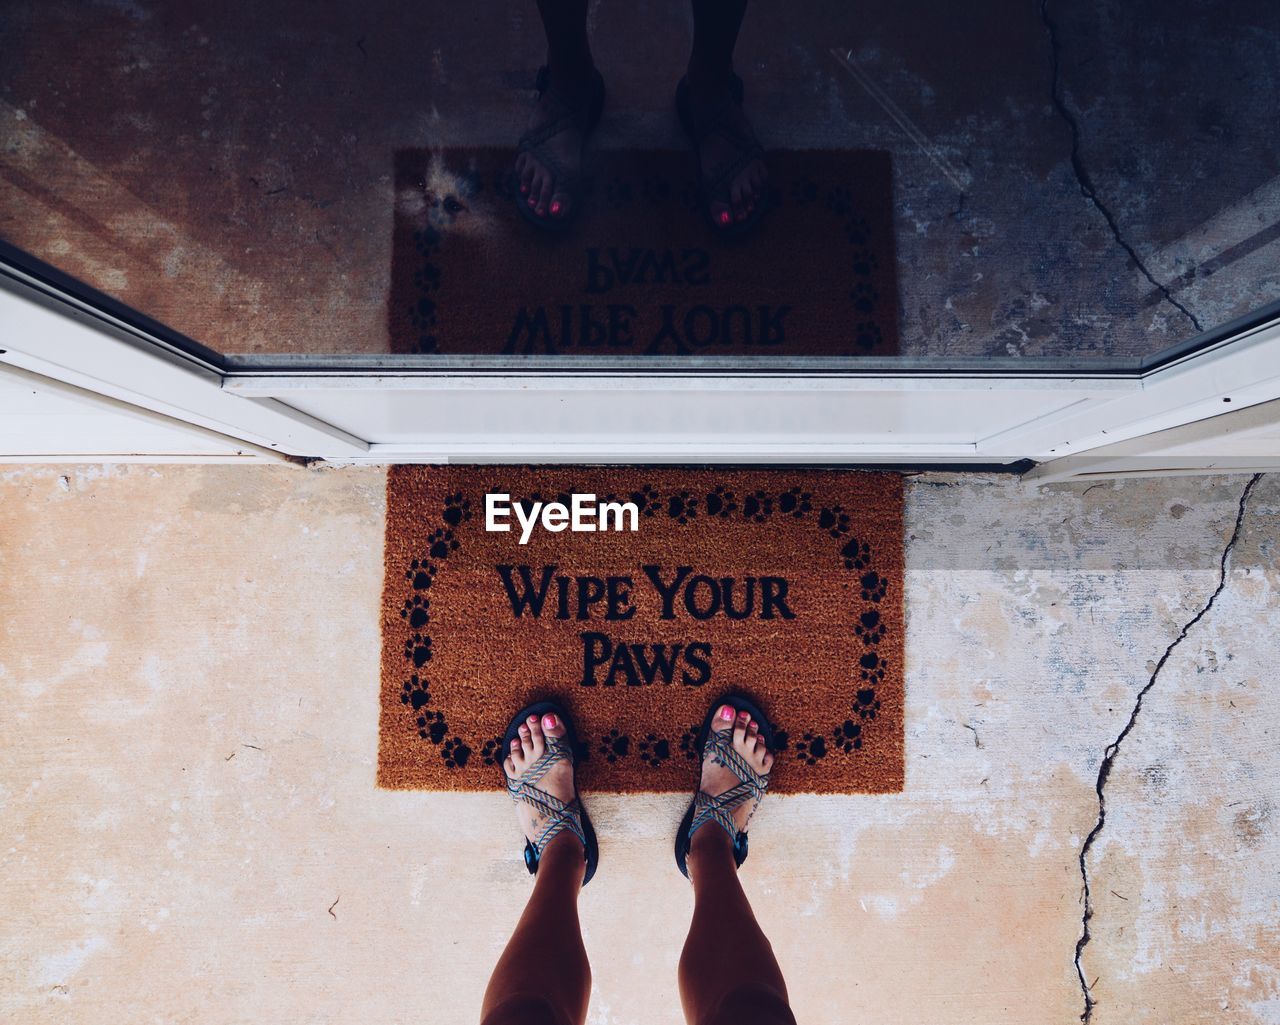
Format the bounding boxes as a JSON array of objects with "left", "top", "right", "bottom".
[
  {"left": 389, "top": 147, "right": 898, "bottom": 357},
  {"left": 379, "top": 468, "right": 903, "bottom": 794}
]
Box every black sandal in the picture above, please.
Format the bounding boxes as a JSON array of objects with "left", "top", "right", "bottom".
[
  {"left": 502, "top": 700, "right": 599, "bottom": 885},
  {"left": 514, "top": 65, "right": 606, "bottom": 233},
  {"left": 674, "top": 73, "right": 768, "bottom": 239},
  {"left": 674, "top": 692, "right": 775, "bottom": 879}
]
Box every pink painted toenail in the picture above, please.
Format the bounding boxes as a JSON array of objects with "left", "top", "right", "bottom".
[
  {"left": 719, "top": 210, "right": 731, "bottom": 226},
  {"left": 720, "top": 706, "right": 734, "bottom": 721},
  {"left": 528, "top": 715, "right": 538, "bottom": 723},
  {"left": 543, "top": 713, "right": 557, "bottom": 728},
  {"left": 550, "top": 201, "right": 562, "bottom": 215}
]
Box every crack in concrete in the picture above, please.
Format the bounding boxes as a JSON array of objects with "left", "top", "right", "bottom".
[
  {"left": 1072, "top": 472, "right": 1262, "bottom": 1022},
  {"left": 1039, "top": 0, "right": 1204, "bottom": 334}
]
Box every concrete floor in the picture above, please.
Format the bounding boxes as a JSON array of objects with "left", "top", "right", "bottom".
[
  {"left": 1, "top": 0, "right": 1278, "bottom": 360},
  {"left": 2, "top": 464, "right": 1277, "bottom": 1023}
]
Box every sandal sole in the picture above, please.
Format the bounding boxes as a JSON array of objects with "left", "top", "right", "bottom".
[
  {"left": 674, "top": 690, "right": 776, "bottom": 878},
  {"left": 502, "top": 698, "right": 599, "bottom": 886}
]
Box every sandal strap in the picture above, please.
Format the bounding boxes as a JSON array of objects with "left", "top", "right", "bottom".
[
  {"left": 511, "top": 734, "right": 573, "bottom": 790},
  {"left": 517, "top": 109, "right": 582, "bottom": 153},
  {"left": 506, "top": 736, "right": 587, "bottom": 860},
  {"left": 516, "top": 66, "right": 599, "bottom": 174},
  {"left": 531, "top": 794, "right": 588, "bottom": 857},
  {"left": 685, "top": 90, "right": 740, "bottom": 147},
  {"left": 706, "top": 727, "right": 771, "bottom": 792},
  {"left": 704, "top": 144, "right": 764, "bottom": 204},
  {"left": 685, "top": 91, "right": 764, "bottom": 203},
  {"left": 514, "top": 140, "right": 582, "bottom": 193},
  {"left": 687, "top": 728, "right": 770, "bottom": 845}
]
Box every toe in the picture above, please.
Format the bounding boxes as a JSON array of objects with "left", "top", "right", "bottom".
[
  {"left": 509, "top": 736, "right": 525, "bottom": 772},
  {"left": 711, "top": 703, "right": 736, "bottom": 734},
  {"left": 761, "top": 750, "right": 774, "bottom": 772},
  {"left": 527, "top": 714, "right": 545, "bottom": 757},
  {"left": 518, "top": 722, "right": 534, "bottom": 758},
  {"left": 542, "top": 711, "right": 566, "bottom": 740},
  {"left": 519, "top": 160, "right": 535, "bottom": 196},
  {"left": 732, "top": 709, "right": 750, "bottom": 747},
  {"left": 710, "top": 200, "right": 733, "bottom": 229},
  {"left": 549, "top": 190, "right": 571, "bottom": 219},
  {"left": 746, "top": 720, "right": 760, "bottom": 752},
  {"left": 527, "top": 169, "right": 543, "bottom": 208},
  {"left": 535, "top": 175, "right": 553, "bottom": 217},
  {"left": 503, "top": 754, "right": 517, "bottom": 778}
]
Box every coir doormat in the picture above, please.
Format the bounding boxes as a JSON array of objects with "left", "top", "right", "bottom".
[
  {"left": 389, "top": 147, "right": 898, "bottom": 357},
  {"left": 379, "top": 468, "right": 904, "bottom": 794}
]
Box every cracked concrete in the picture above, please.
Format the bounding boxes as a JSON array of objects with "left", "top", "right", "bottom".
[
  {"left": 2, "top": 465, "right": 1277, "bottom": 1023},
  {"left": 1039, "top": 0, "right": 1203, "bottom": 337},
  {"left": 1073, "top": 474, "right": 1262, "bottom": 1022},
  {"left": 1081, "top": 479, "right": 1280, "bottom": 1025}
]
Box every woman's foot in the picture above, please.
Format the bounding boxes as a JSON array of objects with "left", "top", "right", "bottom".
[
  {"left": 690, "top": 704, "right": 774, "bottom": 857},
  {"left": 683, "top": 63, "right": 768, "bottom": 229},
  {"left": 504, "top": 711, "right": 584, "bottom": 866},
  {"left": 514, "top": 66, "right": 599, "bottom": 222}
]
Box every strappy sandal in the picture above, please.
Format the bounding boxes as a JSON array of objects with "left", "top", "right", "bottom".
[
  {"left": 674, "top": 73, "right": 768, "bottom": 239},
  {"left": 514, "top": 65, "right": 606, "bottom": 233},
  {"left": 502, "top": 700, "right": 599, "bottom": 885},
  {"left": 674, "top": 692, "right": 775, "bottom": 879}
]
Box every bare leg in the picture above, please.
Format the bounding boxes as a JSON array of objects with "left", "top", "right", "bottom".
[
  {"left": 481, "top": 714, "right": 592, "bottom": 1025},
  {"left": 677, "top": 707, "right": 795, "bottom": 1025}
]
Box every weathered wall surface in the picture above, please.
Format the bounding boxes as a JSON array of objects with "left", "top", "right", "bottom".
[{"left": 1, "top": 466, "right": 1275, "bottom": 1023}]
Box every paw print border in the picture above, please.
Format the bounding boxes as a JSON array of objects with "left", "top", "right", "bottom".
[{"left": 396, "top": 482, "right": 893, "bottom": 777}]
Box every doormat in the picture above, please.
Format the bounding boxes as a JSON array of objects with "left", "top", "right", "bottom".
[
  {"left": 379, "top": 468, "right": 904, "bottom": 794},
  {"left": 389, "top": 147, "right": 898, "bottom": 357}
]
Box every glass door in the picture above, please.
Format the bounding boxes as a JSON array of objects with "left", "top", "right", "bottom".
[{"left": 2, "top": 0, "right": 1278, "bottom": 467}]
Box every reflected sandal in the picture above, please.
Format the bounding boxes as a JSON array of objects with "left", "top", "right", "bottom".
[
  {"left": 674, "top": 73, "right": 767, "bottom": 239},
  {"left": 514, "top": 65, "right": 606, "bottom": 232}
]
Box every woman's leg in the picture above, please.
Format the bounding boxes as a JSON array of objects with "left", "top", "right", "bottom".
[
  {"left": 480, "top": 713, "right": 592, "bottom": 1025},
  {"left": 515, "top": 1, "right": 596, "bottom": 220},
  {"left": 689, "top": 0, "right": 748, "bottom": 82},
  {"left": 677, "top": 707, "right": 795, "bottom": 1025},
  {"left": 684, "top": 0, "right": 768, "bottom": 227},
  {"left": 536, "top": 0, "right": 593, "bottom": 80}
]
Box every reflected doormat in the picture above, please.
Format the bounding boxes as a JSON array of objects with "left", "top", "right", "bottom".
[
  {"left": 379, "top": 467, "right": 904, "bottom": 794},
  {"left": 389, "top": 147, "right": 898, "bottom": 357}
]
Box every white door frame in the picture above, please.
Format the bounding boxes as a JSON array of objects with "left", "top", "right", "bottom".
[
  {"left": 1, "top": 263, "right": 368, "bottom": 459},
  {"left": 4, "top": 254, "right": 1280, "bottom": 473},
  {"left": 1023, "top": 396, "right": 1280, "bottom": 483}
]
